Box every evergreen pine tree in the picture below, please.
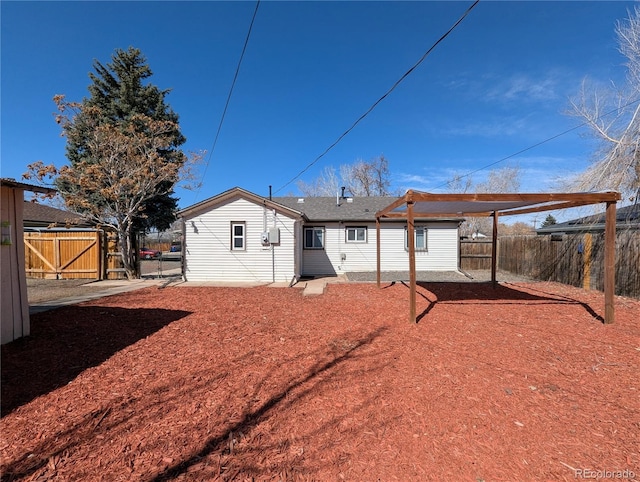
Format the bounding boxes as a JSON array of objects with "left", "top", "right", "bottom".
[
  {"left": 541, "top": 214, "right": 557, "bottom": 228},
  {"left": 63, "top": 47, "right": 185, "bottom": 233},
  {"left": 40, "top": 47, "right": 195, "bottom": 278}
]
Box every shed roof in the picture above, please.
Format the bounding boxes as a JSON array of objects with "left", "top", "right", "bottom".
[{"left": 1, "top": 178, "right": 56, "bottom": 195}]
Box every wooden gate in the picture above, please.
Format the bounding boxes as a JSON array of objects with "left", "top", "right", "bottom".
[
  {"left": 459, "top": 239, "right": 492, "bottom": 270},
  {"left": 24, "top": 230, "right": 103, "bottom": 279}
]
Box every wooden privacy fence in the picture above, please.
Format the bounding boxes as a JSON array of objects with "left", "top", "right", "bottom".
[
  {"left": 460, "top": 239, "right": 492, "bottom": 270},
  {"left": 25, "top": 230, "right": 102, "bottom": 279},
  {"left": 498, "top": 231, "right": 640, "bottom": 299},
  {"left": 24, "top": 229, "right": 127, "bottom": 280}
]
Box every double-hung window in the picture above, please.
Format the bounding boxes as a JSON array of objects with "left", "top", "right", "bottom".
[
  {"left": 346, "top": 226, "right": 367, "bottom": 243},
  {"left": 304, "top": 227, "right": 324, "bottom": 249},
  {"left": 405, "top": 226, "right": 427, "bottom": 251},
  {"left": 231, "top": 222, "right": 246, "bottom": 250}
]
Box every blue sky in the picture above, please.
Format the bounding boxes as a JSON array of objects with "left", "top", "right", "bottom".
[{"left": 1, "top": 1, "right": 635, "bottom": 219}]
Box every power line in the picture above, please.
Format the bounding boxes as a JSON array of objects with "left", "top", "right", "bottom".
[
  {"left": 434, "top": 96, "right": 640, "bottom": 191},
  {"left": 194, "top": 0, "right": 261, "bottom": 202},
  {"left": 273, "top": 0, "right": 481, "bottom": 195}
]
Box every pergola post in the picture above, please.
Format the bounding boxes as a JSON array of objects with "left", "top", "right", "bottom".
[
  {"left": 604, "top": 201, "right": 616, "bottom": 324},
  {"left": 376, "top": 217, "right": 381, "bottom": 288},
  {"left": 407, "top": 199, "right": 416, "bottom": 323},
  {"left": 491, "top": 211, "right": 499, "bottom": 287}
]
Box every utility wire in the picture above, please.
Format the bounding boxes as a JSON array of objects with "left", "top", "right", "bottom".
[
  {"left": 194, "top": 0, "right": 261, "bottom": 202},
  {"left": 273, "top": 0, "right": 480, "bottom": 195},
  {"left": 433, "top": 96, "right": 640, "bottom": 191}
]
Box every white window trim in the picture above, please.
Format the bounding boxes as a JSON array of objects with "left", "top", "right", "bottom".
[
  {"left": 231, "top": 222, "right": 246, "bottom": 251},
  {"left": 345, "top": 226, "right": 367, "bottom": 243},
  {"left": 304, "top": 226, "right": 325, "bottom": 249},
  {"left": 405, "top": 225, "right": 427, "bottom": 251}
]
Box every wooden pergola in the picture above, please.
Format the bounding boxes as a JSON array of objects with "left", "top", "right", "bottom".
[{"left": 375, "top": 190, "right": 621, "bottom": 324}]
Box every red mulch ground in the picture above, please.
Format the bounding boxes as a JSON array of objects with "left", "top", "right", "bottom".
[{"left": 1, "top": 281, "right": 639, "bottom": 481}]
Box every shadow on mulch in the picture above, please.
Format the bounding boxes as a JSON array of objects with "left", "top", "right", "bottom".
[
  {"left": 389, "top": 281, "right": 604, "bottom": 323},
  {"left": 148, "top": 327, "right": 387, "bottom": 481},
  {"left": 1, "top": 305, "right": 191, "bottom": 417}
]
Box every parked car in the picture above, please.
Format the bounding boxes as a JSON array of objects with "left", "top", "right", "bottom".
[
  {"left": 139, "top": 247, "right": 162, "bottom": 259},
  {"left": 169, "top": 242, "right": 182, "bottom": 252}
]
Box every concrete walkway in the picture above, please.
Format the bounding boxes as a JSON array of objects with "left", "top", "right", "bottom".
[
  {"left": 29, "top": 279, "right": 168, "bottom": 314},
  {"left": 297, "top": 274, "right": 349, "bottom": 296},
  {"left": 28, "top": 274, "right": 346, "bottom": 314},
  {"left": 167, "top": 274, "right": 348, "bottom": 296}
]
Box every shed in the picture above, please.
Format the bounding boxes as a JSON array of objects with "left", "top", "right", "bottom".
[{"left": 1, "top": 179, "right": 56, "bottom": 344}]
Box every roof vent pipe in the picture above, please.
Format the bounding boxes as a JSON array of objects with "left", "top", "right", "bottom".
[{"left": 341, "top": 186, "right": 346, "bottom": 198}]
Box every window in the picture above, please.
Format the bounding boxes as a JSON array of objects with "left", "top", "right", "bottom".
[
  {"left": 405, "top": 226, "right": 427, "bottom": 251},
  {"left": 231, "top": 222, "right": 245, "bottom": 250},
  {"left": 346, "top": 226, "right": 367, "bottom": 243},
  {"left": 304, "top": 227, "right": 324, "bottom": 249}
]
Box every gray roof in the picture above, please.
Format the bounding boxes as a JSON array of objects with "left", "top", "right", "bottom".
[
  {"left": 272, "top": 196, "right": 398, "bottom": 222},
  {"left": 23, "top": 201, "right": 87, "bottom": 227},
  {"left": 179, "top": 188, "right": 461, "bottom": 223},
  {"left": 537, "top": 203, "right": 639, "bottom": 234}
]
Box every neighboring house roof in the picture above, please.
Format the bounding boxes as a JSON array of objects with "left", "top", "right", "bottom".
[
  {"left": 536, "top": 203, "right": 639, "bottom": 234},
  {"left": 22, "top": 201, "right": 88, "bottom": 228}
]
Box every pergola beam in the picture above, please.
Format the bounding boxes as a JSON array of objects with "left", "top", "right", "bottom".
[
  {"left": 405, "top": 191, "right": 620, "bottom": 204},
  {"left": 382, "top": 211, "right": 494, "bottom": 219},
  {"left": 496, "top": 200, "right": 608, "bottom": 217}
]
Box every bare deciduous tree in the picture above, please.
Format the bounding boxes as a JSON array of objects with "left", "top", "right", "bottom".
[
  {"left": 297, "top": 155, "right": 395, "bottom": 197},
  {"left": 475, "top": 166, "right": 521, "bottom": 194},
  {"left": 568, "top": 6, "right": 640, "bottom": 202},
  {"left": 296, "top": 166, "right": 341, "bottom": 197},
  {"left": 446, "top": 172, "right": 473, "bottom": 194},
  {"left": 447, "top": 166, "right": 522, "bottom": 237},
  {"left": 498, "top": 221, "right": 535, "bottom": 236}
]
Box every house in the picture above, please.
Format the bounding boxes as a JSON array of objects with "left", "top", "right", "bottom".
[
  {"left": 1, "top": 179, "right": 56, "bottom": 344},
  {"left": 22, "top": 200, "right": 87, "bottom": 229},
  {"left": 178, "top": 187, "right": 463, "bottom": 283},
  {"left": 536, "top": 203, "right": 639, "bottom": 235}
]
